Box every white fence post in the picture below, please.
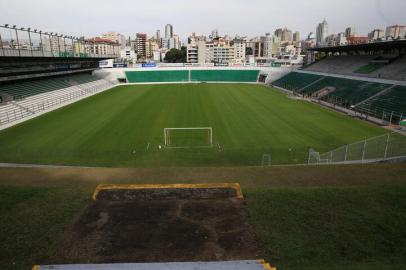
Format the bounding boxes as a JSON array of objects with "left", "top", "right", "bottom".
[
  {"left": 361, "top": 139, "right": 367, "bottom": 162},
  {"left": 384, "top": 133, "right": 390, "bottom": 159}
]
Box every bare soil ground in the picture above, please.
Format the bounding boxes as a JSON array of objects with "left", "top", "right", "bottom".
[{"left": 48, "top": 189, "right": 266, "bottom": 263}]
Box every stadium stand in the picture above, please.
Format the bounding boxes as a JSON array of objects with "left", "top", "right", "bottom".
[
  {"left": 367, "top": 55, "right": 406, "bottom": 81},
  {"left": 304, "top": 55, "right": 376, "bottom": 75},
  {"left": 0, "top": 74, "right": 114, "bottom": 128},
  {"left": 125, "top": 70, "right": 260, "bottom": 83},
  {"left": 0, "top": 73, "right": 100, "bottom": 100},
  {"left": 125, "top": 70, "right": 189, "bottom": 83},
  {"left": 190, "top": 70, "right": 259, "bottom": 82},
  {"left": 302, "top": 76, "right": 391, "bottom": 105},
  {"left": 304, "top": 55, "right": 406, "bottom": 81},
  {"left": 272, "top": 72, "right": 324, "bottom": 91},
  {"left": 356, "top": 85, "right": 406, "bottom": 118},
  {"left": 272, "top": 70, "right": 406, "bottom": 123}
]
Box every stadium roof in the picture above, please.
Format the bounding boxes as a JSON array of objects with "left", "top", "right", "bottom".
[{"left": 308, "top": 39, "right": 406, "bottom": 53}]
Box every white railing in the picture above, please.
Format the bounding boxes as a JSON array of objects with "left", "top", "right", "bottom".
[
  {"left": 308, "top": 132, "right": 406, "bottom": 164},
  {"left": 0, "top": 80, "right": 114, "bottom": 127}
]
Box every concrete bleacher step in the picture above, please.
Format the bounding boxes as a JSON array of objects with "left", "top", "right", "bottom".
[
  {"left": 354, "top": 84, "right": 396, "bottom": 107},
  {"left": 33, "top": 261, "right": 276, "bottom": 270}
]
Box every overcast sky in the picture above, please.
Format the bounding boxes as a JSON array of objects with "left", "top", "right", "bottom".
[{"left": 1, "top": 0, "right": 405, "bottom": 39}]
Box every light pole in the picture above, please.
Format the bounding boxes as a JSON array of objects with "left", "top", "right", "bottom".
[
  {"left": 27, "top": 27, "right": 34, "bottom": 56},
  {"left": 55, "top": 33, "right": 61, "bottom": 56},
  {"left": 12, "top": 25, "right": 20, "bottom": 56},
  {"left": 0, "top": 27, "right": 4, "bottom": 56},
  {"left": 63, "top": 35, "right": 67, "bottom": 56},
  {"left": 70, "top": 36, "right": 75, "bottom": 56},
  {"left": 48, "top": 32, "right": 53, "bottom": 56}
]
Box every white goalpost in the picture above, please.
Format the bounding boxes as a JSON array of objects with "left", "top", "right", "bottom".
[{"left": 164, "top": 127, "right": 213, "bottom": 148}]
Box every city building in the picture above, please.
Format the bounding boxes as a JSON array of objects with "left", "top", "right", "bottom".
[
  {"left": 85, "top": 37, "right": 120, "bottom": 56},
  {"left": 145, "top": 38, "right": 160, "bottom": 59},
  {"left": 346, "top": 36, "right": 369, "bottom": 45},
  {"left": 281, "top": 28, "right": 293, "bottom": 43},
  {"left": 156, "top": 30, "right": 161, "bottom": 47},
  {"left": 274, "top": 28, "right": 283, "bottom": 40},
  {"left": 120, "top": 47, "right": 137, "bottom": 63},
  {"left": 231, "top": 38, "right": 246, "bottom": 64},
  {"left": 102, "top": 32, "right": 126, "bottom": 49},
  {"left": 263, "top": 33, "right": 273, "bottom": 58},
  {"left": 211, "top": 29, "right": 219, "bottom": 39},
  {"left": 42, "top": 36, "right": 66, "bottom": 53},
  {"left": 135, "top": 33, "right": 147, "bottom": 60},
  {"left": 345, "top": 27, "right": 356, "bottom": 38},
  {"left": 337, "top": 32, "right": 347, "bottom": 45},
  {"left": 165, "top": 24, "right": 173, "bottom": 39},
  {"left": 205, "top": 38, "right": 234, "bottom": 65},
  {"left": 186, "top": 34, "right": 199, "bottom": 63},
  {"left": 316, "top": 19, "right": 328, "bottom": 46},
  {"left": 247, "top": 37, "right": 264, "bottom": 58},
  {"left": 368, "top": 29, "right": 385, "bottom": 40},
  {"left": 293, "top": 31, "right": 300, "bottom": 43},
  {"left": 385, "top": 25, "right": 406, "bottom": 39}
]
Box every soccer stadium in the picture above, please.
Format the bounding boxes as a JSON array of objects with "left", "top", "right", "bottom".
[{"left": 1, "top": 9, "right": 406, "bottom": 270}]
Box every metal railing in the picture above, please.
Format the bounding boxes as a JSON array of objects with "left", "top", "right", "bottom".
[
  {"left": 308, "top": 132, "right": 406, "bottom": 164},
  {"left": 0, "top": 47, "right": 118, "bottom": 59},
  {"left": 0, "top": 24, "right": 119, "bottom": 59},
  {"left": 0, "top": 81, "right": 114, "bottom": 127}
]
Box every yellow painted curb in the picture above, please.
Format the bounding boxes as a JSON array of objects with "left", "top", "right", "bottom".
[
  {"left": 259, "top": 259, "right": 277, "bottom": 270},
  {"left": 31, "top": 266, "right": 40, "bottom": 270},
  {"left": 92, "top": 183, "right": 244, "bottom": 201}
]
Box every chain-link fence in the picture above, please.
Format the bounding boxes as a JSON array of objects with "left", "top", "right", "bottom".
[{"left": 308, "top": 132, "right": 406, "bottom": 164}]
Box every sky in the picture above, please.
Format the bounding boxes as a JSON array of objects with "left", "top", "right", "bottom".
[{"left": 0, "top": 0, "right": 405, "bottom": 40}]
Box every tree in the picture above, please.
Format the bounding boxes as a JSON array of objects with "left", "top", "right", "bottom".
[{"left": 164, "top": 46, "right": 187, "bottom": 63}]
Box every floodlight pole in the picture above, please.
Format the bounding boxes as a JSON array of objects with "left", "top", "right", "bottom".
[
  {"left": 71, "top": 37, "right": 75, "bottom": 56},
  {"left": 38, "top": 31, "right": 45, "bottom": 56},
  {"left": 56, "top": 34, "right": 61, "bottom": 56},
  {"left": 63, "top": 36, "right": 66, "bottom": 55},
  {"left": 13, "top": 26, "right": 21, "bottom": 57},
  {"left": 0, "top": 31, "right": 4, "bottom": 56},
  {"left": 48, "top": 33, "right": 53, "bottom": 56},
  {"left": 78, "top": 38, "right": 82, "bottom": 56}
]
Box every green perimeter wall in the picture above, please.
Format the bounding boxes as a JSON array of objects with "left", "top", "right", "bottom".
[
  {"left": 191, "top": 70, "right": 259, "bottom": 82},
  {"left": 125, "top": 70, "right": 189, "bottom": 83},
  {"left": 125, "top": 70, "right": 260, "bottom": 83}
]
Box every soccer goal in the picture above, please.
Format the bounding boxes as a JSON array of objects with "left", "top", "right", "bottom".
[{"left": 164, "top": 127, "right": 213, "bottom": 148}]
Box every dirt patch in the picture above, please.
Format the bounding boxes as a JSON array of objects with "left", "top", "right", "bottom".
[{"left": 49, "top": 193, "right": 267, "bottom": 264}]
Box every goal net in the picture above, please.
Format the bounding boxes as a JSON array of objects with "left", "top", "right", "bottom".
[{"left": 164, "top": 127, "right": 213, "bottom": 148}]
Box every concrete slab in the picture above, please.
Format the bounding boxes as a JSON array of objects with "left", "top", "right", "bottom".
[{"left": 35, "top": 260, "right": 270, "bottom": 270}]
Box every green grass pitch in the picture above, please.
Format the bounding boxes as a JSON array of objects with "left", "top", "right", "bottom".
[{"left": 0, "top": 83, "right": 386, "bottom": 167}]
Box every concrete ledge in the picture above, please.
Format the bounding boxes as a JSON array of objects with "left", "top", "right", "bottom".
[
  {"left": 33, "top": 260, "right": 275, "bottom": 270},
  {"left": 92, "top": 183, "right": 244, "bottom": 201}
]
